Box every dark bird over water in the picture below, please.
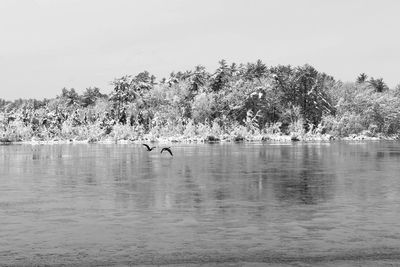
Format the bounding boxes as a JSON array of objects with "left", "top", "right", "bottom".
[
  {"left": 142, "top": 144, "right": 156, "bottom": 151},
  {"left": 161, "top": 147, "right": 173, "bottom": 156}
]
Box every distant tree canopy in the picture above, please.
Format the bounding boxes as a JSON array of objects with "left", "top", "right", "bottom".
[{"left": 1, "top": 60, "right": 399, "bottom": 141}]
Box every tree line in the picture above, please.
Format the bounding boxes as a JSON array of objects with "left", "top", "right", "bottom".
[{"left": 1, "top": 60, "right": 400, "bottom": 142}]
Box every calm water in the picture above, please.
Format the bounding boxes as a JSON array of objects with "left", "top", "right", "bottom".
[{"left": 1, "top": 142, "right": 400, "bottom": 266}]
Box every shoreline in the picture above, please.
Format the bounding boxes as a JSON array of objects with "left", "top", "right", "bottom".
[{"left": 1, "top": 133, "right": 398, "bottom": 146}]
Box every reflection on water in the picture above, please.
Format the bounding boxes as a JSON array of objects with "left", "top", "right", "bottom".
[{"left": 1, "top": 142, "right": 400, "bottom": 265}]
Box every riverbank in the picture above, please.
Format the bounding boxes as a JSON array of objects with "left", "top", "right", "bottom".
[{"left": 1, "top": 132, "right": 398, "bottom": 146}]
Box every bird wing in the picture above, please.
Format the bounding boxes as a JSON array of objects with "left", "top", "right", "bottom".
[
  {"left": 142, "top": 144, "right": 150, "bottom": 150},
  {"left": 161, "top": 148, "right": 173, "bottom": 156},
  {"left": 166, "top": 148, "right": 173, "bottom": 156}
]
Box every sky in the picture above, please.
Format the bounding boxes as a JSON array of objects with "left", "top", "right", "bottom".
[{"left": 0, "top": 0, "right": 399, "bottom": 100}]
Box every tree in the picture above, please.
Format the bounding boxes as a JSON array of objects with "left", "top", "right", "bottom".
[
  {"left": 81, "top": 87, "right": 107, "bottom": 107},
  {"left": 229, "top": 62, "right": 238, "bottom": 76},
  {"left": 356, "top": 73, "right": 368, "bottom": 84},
  {"left": 133, "top": 71, "right": 156, "bottom": 91},
  {"left": 165, "top": 72, "right": 179, "bottom": 87},
  {"left": 211, "top": 59, "right": 231, "bottom": 92},
  {"left": 172, "top": 65, "right": 209, "bottom": 94},
  {"left": 0, "top": 99, "right": 9, "bottom": 112},
  {"left": 60, "top": 88, "right": 80, "bottom": 106},
  {"left": 109, "top": 72, "right": 157, "bottom": 125},
  {"left": 294, "top": 65, "right": 335, "bottom": 127},
  {"left": 393, "top": 84, "right": 400, "bottom": 97},
  {"left": 244, "top": 59, "right": 268, "bottom": 81},
  {"left": 190, "top": 65, "right": 209, "bottom": 93},
  {"left": 369, "top": 77, "right": 388, "bottom": 93},
  {"left": 109, "top": 76, "right": 136, "bottom": 124},
  {"left": 270, "top": 65, "right": 335, "bottom": 129}
]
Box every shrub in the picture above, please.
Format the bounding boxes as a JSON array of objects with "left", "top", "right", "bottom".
[
  {"left": 2, "top": 120, "right": 34, "bottom": 141},
  {"left": 192, "top": 93, "right": 216, "bottom": 123},
  {"left": 183, "top": 119, "right": 197, "bottom": 138}
]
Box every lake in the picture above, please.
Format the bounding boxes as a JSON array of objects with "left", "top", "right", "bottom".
[{"left": 1, "top": 142, "right": 400, "bottom": 266}]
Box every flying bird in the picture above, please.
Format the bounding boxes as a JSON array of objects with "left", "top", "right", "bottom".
[
  {"left": 161, "top": 147, "right": 173, "bottom": 156},
  {"left": 142, "top": 144, "right": 156, "bottom": 151}
]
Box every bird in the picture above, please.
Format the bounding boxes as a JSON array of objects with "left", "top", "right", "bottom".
[
  {"left": 142, "top": 143, "right": 156, "bottom": 151},
  {"left": 160, "top": 147, "right": 173, "bottom": 156}
]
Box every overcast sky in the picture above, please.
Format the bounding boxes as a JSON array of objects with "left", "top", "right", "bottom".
[{"left": 0, "top": 0, "right": 399, "bottom": 100}]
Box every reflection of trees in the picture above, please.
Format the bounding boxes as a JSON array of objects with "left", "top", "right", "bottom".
[
  {"left": 272, "top": 145, "right": 335, "bottom": 205},
  {"left": 113, "top": 147, "right": 156, "bottom": 210},
  {"left": 174, "top": 165, "right": 203, "bottom": 209},
  {"left": 209, "top": 147, "right": 235, "bottom": 215}
]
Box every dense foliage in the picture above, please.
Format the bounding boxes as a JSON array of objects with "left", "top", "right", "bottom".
[{"left": 1, "top": 60, "right": 399, "bottom": 142}]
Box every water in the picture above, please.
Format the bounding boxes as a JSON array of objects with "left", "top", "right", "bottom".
[{"left": 1, "top": 142, "right": 400, "bottom": 266}]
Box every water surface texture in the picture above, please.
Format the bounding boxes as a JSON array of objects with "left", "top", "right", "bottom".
[{"left": 1, "top": 142, "right": 400, "bottom": 266}]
